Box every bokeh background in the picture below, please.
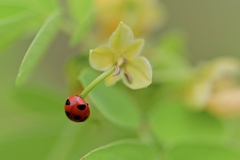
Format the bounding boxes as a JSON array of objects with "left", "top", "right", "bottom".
[
  {"left": 164, "top": 0, "right": 240, "bottom": 62},
  {"left": 1, "top": 0, "right": 240, "bottom": 159}
]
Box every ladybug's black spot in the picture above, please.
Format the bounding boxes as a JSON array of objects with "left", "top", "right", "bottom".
[
  {"left": 65, "top": 111, "right": 70, "bottom": 117},
  {"left": 77, "top": 104, "right": 86, "bottom": 110},
  {"left": 66, "top": 99, "right": 70, "bottom": 105},
  {"left": 74, "top": 115, "right": 81, "bottom": 120}
]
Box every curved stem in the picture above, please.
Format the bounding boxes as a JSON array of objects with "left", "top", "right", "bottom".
[{"left": 80, "top": 67, "right": 115, "bottom": 99}]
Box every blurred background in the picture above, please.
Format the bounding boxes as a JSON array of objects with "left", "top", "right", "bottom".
[
  {"left": 1, "top": 0, "right": 240, "bottom": 159},
  {"left": 163, "top": 0, "right": 240, "bottom": 62}
]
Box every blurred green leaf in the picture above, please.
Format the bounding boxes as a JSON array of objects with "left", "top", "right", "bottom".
[
  {"left": 68, "top": 0, "right": 94, "bottom": 23},
  {"left": 70, "top": 10, "right": 95, "bottom": 46},
  {"left": 0, "top": 0, "right": 57, "bottom": 14},
  {"left": 0, "top": 11, "right": 31, "bottom": 26},
  {"left": 148, "top": 100, "right": 226, "bottom": 146},
  {"left": 166, "top": 143, "right": 240, "bottom": 160},
  {"left": 152, "top": 53, "right": 191, "bottom": 86},
  {"left": 68, "top": 0, "right": 95, "bottom": 46},
  {"left": 0, "top": 4, "right": 27, "bottom": 18},
  {"left": 0, "top": 5, "right": 37, "bottom": 53},
  {"left": 80, "top": 140, "right": 155, "bottom": 160},
  {"left": 158, "top": 29, "right": 187, "bottom": 55},
  {"left": 79, "top": 68, "right": 141, "bottom": 130},
  {"left": 9, "top": 84, "right": 64, "bottom": 113},
  {"left": 65, "top": 55, "right": 89, "bottom": 94},
  {"left": 30, "top": 0, "right": 58, "bottom": 15},
  {"left": 56, "top": 119, "right": 137, "bottom": 160},
  {"left": 0, "top": 125, "right": 62, "bottom": 160},
  {"left": 0, "top": 82, "right": 66, "bottom": 137},
  {"left": 0, "top": 19, "right": 30, "bottom": 53},
  {"left": 150, "top": 30, "right": 192, "bottom": 86},
  {"left": 15, "top": 11, "right": 60, "bottom": 87}
]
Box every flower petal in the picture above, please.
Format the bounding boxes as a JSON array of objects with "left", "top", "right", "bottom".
[
  {"left": 105, "top": 72, "right": 122, "bottom": 86},
  {"left": 123, "top": 56, "right": 152, "bottom": 89},
  {"left": 123, "top": 39, "right": 144, "bottom": 59},
  {"left": 89, "top": 45, "right": 116, "bottom": 71},
  {"left": 109, "top": 22, "right": 134, "bottom": 51}
]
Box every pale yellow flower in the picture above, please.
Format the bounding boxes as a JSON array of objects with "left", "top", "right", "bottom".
[
  {"left": 185, "top": 57, "right": 240, "bottom": 111},
  {"left": 89, "top": 22, "right": 152, "bottom": 89},
  {"left": 207, "top": 88, "right": 240, "bottom": 117}
]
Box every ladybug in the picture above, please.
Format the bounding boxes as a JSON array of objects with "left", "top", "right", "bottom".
[{"left": 65, "top": 95, "right": 90, "bottom": 122}]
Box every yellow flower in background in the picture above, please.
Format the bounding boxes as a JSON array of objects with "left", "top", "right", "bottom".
[
  {"left": 94, "top": 0, "right": 165, "bottom": 38},
  {"left": 185, "top": 57, "right": 240, "bottom": 117},
  {"left": 207, "top": 89, "right": 240, "bottom": 117},
  {"left": 90, "top": 22, "right": 152, "bottom": 89}
]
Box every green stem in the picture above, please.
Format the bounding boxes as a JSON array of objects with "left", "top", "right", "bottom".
[{"left": 80, "top": 67, "right": 115, "bottom": 99}]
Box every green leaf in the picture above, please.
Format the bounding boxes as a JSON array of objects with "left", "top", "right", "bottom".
[
  {"left": 0, "top": 80, "right": 67, "bottom": 135},
  {"left": 79, "top": 68, "right": 141, "bottom": 130},
  {"left": 56, "top": 120, "right": 138, "bottom": 160},
  {"left": 8, "top": 84, "right": 65, "bottom": 113},
  {"left": 65, "top": 54, "right": 89, "bottom": 94},
  {"left": 0, "top": 11, "right": 32, "bottom": 27},
  {"left": 166, "top": 143, "right": 240, "bottom": 160},
  {"left": 0, "top": 124, "right": 63, "bottom": 160},
  {"left": 68, "top": 0, "right": 95, "bottom": 45},
  {"left": 15, "top": 11, "right": 60, "bottom": 87},
  {"left": 0, "top": 0, "right": 57, "bottom": 15},
  {"left": 158, "top": 29, "right": 187, "bottom": 55},
  {"left": 80, "top": 140, "right": 155, "bottom": 160},
  {"left": 70, "top": 9, "right": 95, "bottom": 46},
  {"left": 0, "top": 5, "right": 37, "bottom": 53},
  {"left": 0, "top": 18, "right": 31, "bottom": 53},
  {"left": 68, "top": 0, "right": 94, "bottom": 23},
  {"left": 148, "top": 100, "right": 226, "bottom": 146},
  {"left": 150, "top": 30, "right": 192, "bottom": 86},
  {"left": 0, "top": 4, "right": 27, "bottom": 19}
]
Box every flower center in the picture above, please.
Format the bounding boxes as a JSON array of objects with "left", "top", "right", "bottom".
[
  {"left": 113, "top": 57, "right": 133, "bottom": 84},
  {"left": 113, "top": 57, "right": 126, "bottom": 76},
  {"left": 117, "top": 57, "right": 127, "bottom": 66}
]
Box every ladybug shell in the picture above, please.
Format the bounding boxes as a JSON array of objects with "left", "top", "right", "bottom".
[{"left": 65, "top": 95, "right": 90, "bottom": 122}]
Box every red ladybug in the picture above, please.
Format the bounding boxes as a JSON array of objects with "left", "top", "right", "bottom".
[{"left": 65, "top": 95, "right": 90, "bottom": 122}]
